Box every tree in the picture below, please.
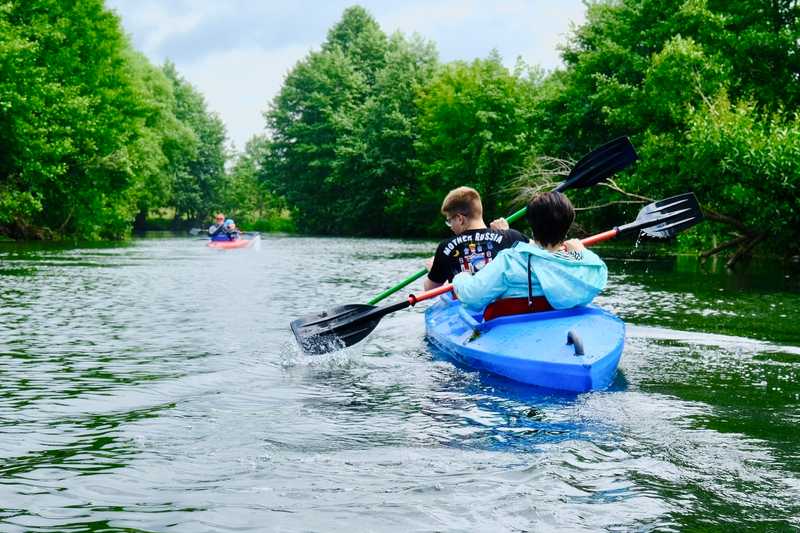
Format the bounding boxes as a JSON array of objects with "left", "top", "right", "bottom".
[
  {"left": 223, "top": 134, "right": 287, "bottom": 226},
  {"left": 162, "top": 62, "right": 227, "bottom": 223},
  {"left": 322, "top": 5, "right": 388, "bottom": 86},
  {"left": 523, "top": 0, "right": 800, "bottom": 264},
  {"left": 0, "top": 0, "right": 151, "bottom": 238},
  {"left": 340, "top": 32, "right": 438, "bottom": 236},
  {"left": 263, "top": 6, "right": 390, "bottom": 234},
  {"left": 263, "top": 47, "right": 367, "bottom": 233},
  {"left": 124, "top": 51, "right": 196, "bottom": 229},
  {"left": 0, "top": 5, "right": 42, "bottom": 230},
  {"left": 413, "top": 52, "right": 539, "bottom": 234}
]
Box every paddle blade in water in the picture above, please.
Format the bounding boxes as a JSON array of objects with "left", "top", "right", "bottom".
[
  {"left": 636, "top": 192, "right": 704, "bottom": 239},
  {"left": 559, "top": 137, "right": 639, "bottom": 191},
  {"left": 291, "top": 304, "right": 382, "bottom": 355},
  {"left": 292, "top": 290, "right": 440, "bottom": 353}
]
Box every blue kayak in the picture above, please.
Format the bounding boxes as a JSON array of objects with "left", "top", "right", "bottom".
[{"left": 424, "top": 294, "right": 625, "bottom": 392}]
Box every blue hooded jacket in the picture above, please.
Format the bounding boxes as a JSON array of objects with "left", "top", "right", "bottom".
[{"left": 452, "top": 241, "right": 608, "bottom": 311}]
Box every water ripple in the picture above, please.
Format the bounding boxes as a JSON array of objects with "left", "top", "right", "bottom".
[{"left": 0, "top": 236, "right": 798, "bottom": 531}]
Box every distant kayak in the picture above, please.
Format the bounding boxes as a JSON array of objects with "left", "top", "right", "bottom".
[
  {"left": 425, "top": 293, "right": 625, "bottom": 392},
  {"left": 207, "top": 233, "right": 260, "bottom": 250}
]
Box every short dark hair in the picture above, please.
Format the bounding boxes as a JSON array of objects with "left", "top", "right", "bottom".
[{"left": 526, "top": 192, "right": 575, "bottom": 247}]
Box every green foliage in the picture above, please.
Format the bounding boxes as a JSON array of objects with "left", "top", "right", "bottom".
[
  {"left": 0, "top": 1, "right": 229, "bottom": 239},
  {"left": 343, "top": 33, "right": 438, "bottom": 236},
  {"left": 683, "top": 95, "right": 800, "bottom": 240},
  {"left": 264, "top": 45, "right": 368, "bottom": 233},
  {"left": 0, "top": 0, "right": 144, "bottom": 238},
  {"left": 522, "top": 0, "right": 800, "bottom": 258},
  {"left": 124, "top": 53, "right": 195, "bottom": 218},
  {"left": 161, "top": 62, "right": 228, "bottom": 223},
  {"left": 3, "top": 0, "right": 798, "bottom": 259},
  {"left": 413, "top": 52, "right": 539, "bottom": 234},
  {"left": 222, "top": 135, "right": 292, "bottom": 231},
  {"left": 263, "top": 6, "right": 437, "bottom": 235},
  {"left": 262, "top": 7, "right": 543, "bottom": 238},
  {"left": 322, "top": 5, "right": 388, "bottom": 86}
]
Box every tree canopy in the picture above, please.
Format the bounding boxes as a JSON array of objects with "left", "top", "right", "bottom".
[
  {"left": 527, "top": 0, "right": 800, "bottom": 263},
  {"left": 262, "top": 7, "right": 538, "bottom": 237},
  {"left": 261, "top": 1, "right": 800, "bottom": 264},
  {"left": 0, "top": 0, "right": 233, "bottom": 239},
  {"left": 1, "top": 0, "right": 147, "bottom": 238},
  {"left": 3, "top": 1, "right": 798, "bottom": 266}
]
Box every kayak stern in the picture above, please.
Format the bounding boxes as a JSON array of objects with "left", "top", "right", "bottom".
[{"left": 424, "top": 295, "right": 625, "bottom": 392}]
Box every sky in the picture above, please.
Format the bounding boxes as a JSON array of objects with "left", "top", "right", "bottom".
[{"left": 106, "top": 1, "right": 587, "bottom": 150}]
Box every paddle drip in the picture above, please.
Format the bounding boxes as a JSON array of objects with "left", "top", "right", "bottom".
[{"left": 634, "top": 230, "right": 644, "bottom": 249}]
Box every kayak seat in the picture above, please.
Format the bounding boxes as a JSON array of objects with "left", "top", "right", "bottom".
[{"left": 482, "top": 296, "right": 553, "bottom": 322}]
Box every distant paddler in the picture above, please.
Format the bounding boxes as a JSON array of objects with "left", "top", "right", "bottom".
[
  {"left": 208, "top": 213, "right": 241, "bottom": 242},
  {"left": 208, "top": 213, "right": 226, "bottom": 239}
]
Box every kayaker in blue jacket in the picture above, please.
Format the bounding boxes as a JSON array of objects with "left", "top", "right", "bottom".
[
  {"left": 452, "top": 192, "right": 607, "bottom": 311},
  {"left": 424, "top": 186, "right": 529, "bottom": 291},
  {"left": 221, "top": 219, "right": 241, "bottom": 240}
]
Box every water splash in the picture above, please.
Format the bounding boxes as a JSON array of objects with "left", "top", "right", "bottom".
[{"left": 633, "top": 230, "right": 644, "bottom": 251}]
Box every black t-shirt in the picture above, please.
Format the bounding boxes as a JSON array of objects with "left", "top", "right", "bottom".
[{"left": 427, "top": 228, "right": 529, "bottom": 284}]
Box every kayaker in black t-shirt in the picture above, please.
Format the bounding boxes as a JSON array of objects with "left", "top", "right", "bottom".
[{"left": 424, "top": 186, "right": 529, "bottom": 290}]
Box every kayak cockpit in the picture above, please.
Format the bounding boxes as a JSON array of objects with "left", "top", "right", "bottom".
[{"left": 424, "top": 293, "right": 625, "bottom": 392}]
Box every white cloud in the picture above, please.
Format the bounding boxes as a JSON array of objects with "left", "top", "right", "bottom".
[
  {"left": 376, "top": 0, "right": 585, "bottom": 69},
  {"left": 108, "top": 1, "right": 207, "bottom": 59},
  {"left": 179, "top": 45, "right": 310, "bottom": 149}
]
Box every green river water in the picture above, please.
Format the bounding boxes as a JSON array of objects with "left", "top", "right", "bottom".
[{"left": 0, "top": 234, "right": 798, "bottom": 532}]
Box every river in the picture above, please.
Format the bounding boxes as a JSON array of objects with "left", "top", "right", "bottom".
[{"left": 1, "top": 234, "right": 798, "bottom": 532}]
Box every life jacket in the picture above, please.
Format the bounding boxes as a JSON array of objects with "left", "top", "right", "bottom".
[{"left": 482, "top": 254, "right": 553, "bottom": 321}]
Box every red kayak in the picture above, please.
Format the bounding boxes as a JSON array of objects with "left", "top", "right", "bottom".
[{"left": 207, "top": 234, "right": 260, "bottom": 249}]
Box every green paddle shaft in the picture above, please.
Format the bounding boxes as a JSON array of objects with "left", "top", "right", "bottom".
[
  {"left": 505, "top": 206, "right": 527, "bottom": 224},
  {"left": 366, "top": 206, "right": 529, "bottom": 306},
  {"left": 367, "top": 270, "right": 427, "bottom": 305}
]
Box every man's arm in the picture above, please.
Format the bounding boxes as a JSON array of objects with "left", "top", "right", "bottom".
[
  {"left": 424, "top": 278, "right": 442, "bottom": 291},
  {"left": 424, "top": 256, "right": 444, "bottom": 290},
  {"left": 425, "top": 243, "right": 450, "bottom": 290},
  {"left": 489, "top": 217, "right": 509, "bottom": 230}
]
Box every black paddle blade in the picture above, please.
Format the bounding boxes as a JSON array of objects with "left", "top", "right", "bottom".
[
  {"left": 629, "top": 192, "right": 704, "bottom": 239},
  {"left": 291, "top": 303, "right": 404, "bottom": 355},
  {"left": 557, "top": 136, "right": 638, "bottom": 191}
]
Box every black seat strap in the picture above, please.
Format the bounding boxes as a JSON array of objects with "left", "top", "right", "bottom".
[{"left": 527, "top": 255, "right": 533, "bottom": 310}]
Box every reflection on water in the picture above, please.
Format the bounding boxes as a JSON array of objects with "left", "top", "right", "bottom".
[{"left": 0, "top": 235, "right": 798, "bottom": 532}]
